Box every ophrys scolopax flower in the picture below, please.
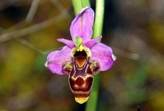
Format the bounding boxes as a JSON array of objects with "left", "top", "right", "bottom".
[{"left": 45, "top": 7, "right": 116, "bottom": 104}]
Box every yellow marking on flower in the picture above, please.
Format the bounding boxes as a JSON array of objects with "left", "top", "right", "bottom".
[
  {"left": 75, "top": 97, "right": 89, "bottom": 104},
  {"left": 72, "top": 45, "right": 91, "bottom": 57},
  {"left": 71, "top": 37, "right": 91, "bottom": 58},
  {"left": 64, "top": 63, "right": 72, "bottom": 69},
  {"left": 75, "top": 37, "right": 83, "bottom": 47},
  {"left": 76, "top": 44, "right": 85, "bottom": 51}
]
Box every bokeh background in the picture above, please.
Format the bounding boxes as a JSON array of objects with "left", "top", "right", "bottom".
[{"left": 0, "top": 0, "right": 164, "bottom": 111}]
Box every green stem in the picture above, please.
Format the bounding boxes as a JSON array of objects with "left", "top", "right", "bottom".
[
  {"left": 86, "top": 0, "right": 104, "bottom": 111},
  {"left": 72, "top": 0, "right": 90, "bottom": 15},
  {"left": 81, "top": 0, "right": 90, "bottom": 7},
  {"left": 93, "top": 0, "right": 104, "bottom": 37},
  {"left": 86, "top": 75, "right": 100, "bottom": 111}
]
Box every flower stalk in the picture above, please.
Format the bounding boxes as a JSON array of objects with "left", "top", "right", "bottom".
[
  {"left": 72, "top": 0, "right": 90, "bottom": 14},
  {"left": 86, "top": 0, "right": 104, "bottom": 111},
  {"left": 93, "top": 0, "right": 104, "bottom": 37}
]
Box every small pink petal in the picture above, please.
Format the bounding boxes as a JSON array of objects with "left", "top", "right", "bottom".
[
  {"left": 85, "top": 36, "right": 102, "bottom": 48},
  {"left": 85, "top": 39, "right": 97, "bottom": 48},
  {"left": 57, "top": 38, "right": 74, "bottom": 48}
]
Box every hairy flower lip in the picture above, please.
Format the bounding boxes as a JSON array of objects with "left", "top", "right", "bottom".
[
  {"left": 68, "top": 74, "right": 93, "bottom": 92},
  {"left": 71, "top": 90, "right": 91, "bottom": 95},
  {"left": 69, "top": 74, "right": 93, "bottom": 81},
  {"left": 69, "top": 88, "right": 91, "bottom": 98},
  {"left": 68, "top": 85, "right": 92, "bottom": 95}
]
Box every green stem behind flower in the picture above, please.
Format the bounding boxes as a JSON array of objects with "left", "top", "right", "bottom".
[
  {"left": 93, "top": 0, "right": 104, "bottom": 37},
  {"left": 81, "top": 0, "right": 90, "bottom": 8},
  {"left": 86, "top": 75, "right": 100, "bottom": 111},
  {"left": 72, "top": 0, "right": 90, "bottom": 15},
  {"left": 86, "top": 0, "right": 104, "bottom": 111}
]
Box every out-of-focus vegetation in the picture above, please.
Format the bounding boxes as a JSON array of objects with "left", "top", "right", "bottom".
[{"left": 0, "top": 0, "right": 163, "bottom": 111}]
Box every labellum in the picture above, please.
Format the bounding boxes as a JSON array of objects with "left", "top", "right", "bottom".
[{"left": 63, "top": 47, "right": 99, "bottom": 104}]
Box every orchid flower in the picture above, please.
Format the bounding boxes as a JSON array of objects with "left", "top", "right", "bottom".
[{"left": 45, "top": 7, "right": 116, "bottom": 104}]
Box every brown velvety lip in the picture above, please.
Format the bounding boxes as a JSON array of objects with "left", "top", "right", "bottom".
[{"left": 68, "top": 75, "right": 93, "bottom": 97}]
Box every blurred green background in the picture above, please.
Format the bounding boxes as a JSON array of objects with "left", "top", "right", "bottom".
[{"left": 0, "top": 0, "right": 164, "bottom": 111}]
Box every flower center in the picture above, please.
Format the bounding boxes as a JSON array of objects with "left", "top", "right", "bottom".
[
  {"left": 74, "top": 50, "right": 87, "bottom": 69},
  {"left": 72, "top": 44, "right": 91, "bottom": 70}
]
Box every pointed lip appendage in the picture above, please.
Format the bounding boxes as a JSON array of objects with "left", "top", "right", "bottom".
[{"left": 75, "top": 96, "right": 89, "bottom": 104}]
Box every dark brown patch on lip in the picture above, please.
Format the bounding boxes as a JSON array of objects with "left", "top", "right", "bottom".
[
  {"left": 76, "top": 77, "right": 84, "bottom": 86},
  {"left": 69, "top": 76, "right": 93, "bottom": 97},
  {"left": 73, "top": 92, "right": 90, "bottom": 98},
  {"left": 74, "top": 50, "right": 87, "bottom": 69},
  {"left": 69, "top": 75, "right": 93, "bottom": 92}
]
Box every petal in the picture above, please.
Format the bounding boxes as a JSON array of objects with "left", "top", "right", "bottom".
[
  {"left": 85, "top": 39, "right": 97, "bottom": 48},
  {"left": 91, "top": 43, "right": 116, "bottom": 71},
  {"left": 57, "top": 38, "right": 74, "bottom": 48},
  {"left": 85, "top": 36, "right": 102, "bottom": 48},
  {"left": 70, "top": 7, "right": 94, "bottom": 43},
  {"left": 45, "top": 46, "right": 72, "bottom": 75}
]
